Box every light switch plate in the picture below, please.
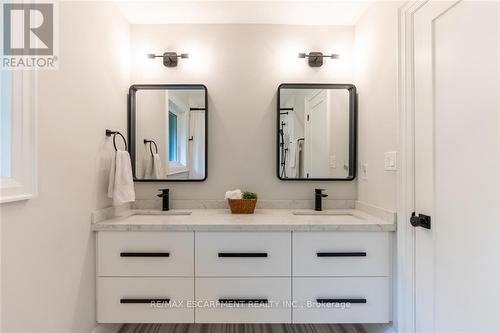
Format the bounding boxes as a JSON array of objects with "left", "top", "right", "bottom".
[{"left": 384, "top": 151, "right": 398, "bottom": 171}]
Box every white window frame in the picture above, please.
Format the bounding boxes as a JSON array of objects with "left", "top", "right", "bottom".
[{"left": 0, "top": 70, "right": 37, "bottom": 203}]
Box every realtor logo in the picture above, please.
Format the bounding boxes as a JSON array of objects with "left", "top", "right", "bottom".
[{"left": 2, "top": 2, "right": 58, "bottom": 69}]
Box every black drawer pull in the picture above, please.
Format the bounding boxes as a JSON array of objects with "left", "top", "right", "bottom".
[
  {"left": 219, "top": 298, "right": 268, "bottom": 304},
  {"left": 316, "top": 298, "right": 367, "bottom": 304},
  {"left": 316, "top": 252, "right": 366, "bottom": 257},
  {"left": 120, "top": 252, "right": 170, "bottom": 257},
  {"left": 218, "top": 252, "right": 268, "bottom": 258},
  {"left": 120, "top": 298, "right": 170, "bottom": 304}
]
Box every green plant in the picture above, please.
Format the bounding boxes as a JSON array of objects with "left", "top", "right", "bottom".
[{"left": 242, "top": 191, "right": 258, "bottom": 200}]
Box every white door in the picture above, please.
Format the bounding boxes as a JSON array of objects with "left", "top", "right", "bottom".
[
  {"left": 304, "top": 90, "right": 329, "bottom": 178},
  {"left": 188, "top": 110, "right": 205, "bottom": 179},
  {"left": 413, "top": 1, "right": 500, "bottom": 332}
]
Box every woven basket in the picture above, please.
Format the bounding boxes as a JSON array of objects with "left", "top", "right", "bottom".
[{"left": 227, "top": 199, "right": 257, "bottom": 214}]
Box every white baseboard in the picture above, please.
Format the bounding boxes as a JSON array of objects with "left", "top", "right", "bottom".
[{"left": 90, "top": 324, "right": 123, "bottom": 333}]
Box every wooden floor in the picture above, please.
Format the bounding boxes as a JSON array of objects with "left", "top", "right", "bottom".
[{"left": 119, "top": 324, "right": 370, "bottom": 333}]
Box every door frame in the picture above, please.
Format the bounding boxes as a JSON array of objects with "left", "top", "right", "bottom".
[{"left": 397, "top": 1, "right": 461, "bottom": 332}]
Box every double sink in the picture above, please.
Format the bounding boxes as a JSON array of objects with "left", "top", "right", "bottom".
[{"left": 131, "top": 209, "right": 364, "bottom": 220}]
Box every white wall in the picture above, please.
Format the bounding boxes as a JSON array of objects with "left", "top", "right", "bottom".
[
  {"left": 354, "top": 4, "right": 401, "bottom": 333},
  {"left": 355, "top": 2, "right": 401, "bottom": 211},
  {"left": 130, "top": 24, "right": 357, "bottom": 200},
  {"left": 0, "top": 2, "right": 130, "bottom": 332}
]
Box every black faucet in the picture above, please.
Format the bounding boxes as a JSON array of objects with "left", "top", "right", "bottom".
[
  {"left": 157, "top": 189, "right": 170, "bottom": 211},
  {"left": 315, "top": 189, "right": 328, "bottom": 211}
]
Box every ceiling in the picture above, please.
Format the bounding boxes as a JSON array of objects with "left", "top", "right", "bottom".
[{"left": 115, "top": 1, "right": 372, "bottom": 26}]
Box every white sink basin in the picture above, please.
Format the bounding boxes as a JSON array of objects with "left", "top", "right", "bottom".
[
  {"left": 133, "top": 210, "right": 192, "bottom": 216},
  {"left": 292, "top": 211, "right": 364, "bottom": 219}
]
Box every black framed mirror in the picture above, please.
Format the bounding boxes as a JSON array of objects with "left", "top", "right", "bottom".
[
  {"left": 128, "top": 84, "right": 207, "bottom": 182},
  {"left": 277, "top": 83, "right": 357, "bottom": 181}
]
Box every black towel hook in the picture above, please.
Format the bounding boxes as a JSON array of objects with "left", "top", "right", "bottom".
[
  {"left": 143, "top": 139, "right": 158, "bottom": 156},
  {"left": 105, "top": 129, "right": 127, "bottom": 151}
]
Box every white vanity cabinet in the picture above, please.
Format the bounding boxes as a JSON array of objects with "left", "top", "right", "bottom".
[
  {"left": 194, "top": 232, "right": 291, "bottom": 323},
  {"left": 292, "top": 232, "right": 391, "bottom": 323},
  {"left": 292, "top": 277, "right": 390, "bottom": 323},
  {"left": 195, "top": 277, "right": 292, "bottom": 323},
  {"left": 96, "top": 232, "right": 195, "bottom": 323},
  {"left": 97, "top": 231, "right": 194, "bottom": 277},
  {"left": 293, "top": 232, "right": 390, "bottom": 277},
  {"left": 97, "top": 277, "right": 194, "bottom": 323},
  {"left": 195, "top": 232, "right": 291, "bottom": 276},
  {"left": 96, "top": 230, "right": 392, "bottom": 324}
]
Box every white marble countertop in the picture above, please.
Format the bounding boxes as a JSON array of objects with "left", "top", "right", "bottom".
[{"left": 91, "top": 208, "right": 396, "bottom": 232}]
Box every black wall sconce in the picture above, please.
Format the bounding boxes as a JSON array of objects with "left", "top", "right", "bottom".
[
  {"left": 298, "top": 52, "right": 339, "bottom": 67},
  {"left": 147, "top": 52, "right": 189, "bottom": 67}
]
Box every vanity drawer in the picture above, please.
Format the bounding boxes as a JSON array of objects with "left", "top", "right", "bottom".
[
  {"left": 195, "top": 232, "right": 291, "bottom": 276},
  {"left": 97, "top": 277, "right": 194, "bottom": 323},
  {"left": 293, "top": 232, "right": 390, "bottom": 276},
  {"left": 97, "top": 232, "right": 194, "bottom": 277},
  {"left": 293, "top": 277, "right": 390, "bottom": 323},
  {"left": 195, "top": 277, "right": 291, "bottom": 323}
]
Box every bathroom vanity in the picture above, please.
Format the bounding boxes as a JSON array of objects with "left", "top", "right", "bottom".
[
  {"left": 92, "top": 208, "right": 395, "bottom": 324},
  {"left": 102, "top": 80, "right": 395, "bottom": 325}
]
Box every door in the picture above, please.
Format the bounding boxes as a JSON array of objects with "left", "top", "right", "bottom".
[
  {"left": 304, "top": 89, "right": 329, "bottom": 178},
  {"left": 188, "top": 110, "right": 205, "bottom": 179},
  {"left": 413, "top": 1, "right": 499, "bottom": 332}
]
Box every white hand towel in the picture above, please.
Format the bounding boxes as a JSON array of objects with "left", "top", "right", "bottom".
[
  {"left": 224, "top": 189, "right": 242, "bottom": 200},
  {"left": 289, "top": 141, "right": 297, "bottom": 168},
  {"left": 289, "top": 141, "right": 302, "bottom": 178},
  {"left": 143, "top": 154, "right": 153, "bottom": 179},
  {"left": 152, "top": 153, "right": 164, "bottom": 179},
  {"left": 108, "top": 150, "right": 135, "bottom": 206}
]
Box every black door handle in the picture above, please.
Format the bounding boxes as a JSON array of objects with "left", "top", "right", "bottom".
[
  {"left": 316, "top": 298, "right": 367, "bottom": 304},
  {"left": 317, "top": 252, "right": 366, "bottom": 257},
  {"left": 410, "top": 212, "right": 431, "bottom": 229},
  {"left": 120, "top": 252, "right": 170, "bottom": 257},
  {"left": 120, "top": 298, "right": 170, "bottom": 304},
  {"left": 218, "top": 252, "right": 268, "bottom": 258}
]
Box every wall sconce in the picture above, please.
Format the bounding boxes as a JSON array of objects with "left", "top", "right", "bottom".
[
  {"left": 298, "top": 52, "right": 339, "bottom": 67},
  {"left": 147, "top": 52, "right": 189, "bottom": 67}
]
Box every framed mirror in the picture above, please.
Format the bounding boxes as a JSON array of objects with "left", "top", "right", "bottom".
[
  {"left": 277, "top": 84, "right": 356, "bottom": 181},
  {"left": 129, "top": 84, "right": 207, "bottom": 181}
]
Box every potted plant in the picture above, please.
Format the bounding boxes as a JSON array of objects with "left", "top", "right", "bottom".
[{"left": 227, "top": 191, "right": 258, "bottom": 214}]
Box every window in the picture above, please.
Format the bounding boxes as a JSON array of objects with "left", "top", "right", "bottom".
[
  {"left": 166, "top": 99, "right": 188, "bottom": 175},
  {"left": 168, "top": 111, "right": 178, "bottom": 162},
  {"left": 0, "top": 70, "right": 37, "bottom": 203}
]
